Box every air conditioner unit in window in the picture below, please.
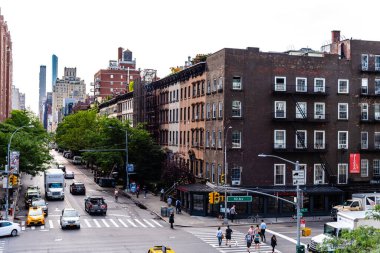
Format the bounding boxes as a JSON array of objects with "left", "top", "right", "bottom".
[
  {"left": 231, "top": 180, "right": 240, "bottom": 186},
  {"left": 317, "top": 115, "right": 323, "bottom": 119},
  {"left": 316, "top": 88, "right": 324, "bottom": 92},
  {"left": 276, "top": 144, "right": 284, "bottom": 149},
  {"left": 339, "top": 144, "right": 347, "bottom": 149},
  {"left": 315, "top": 180, "right": 323, "bottom": 184}
]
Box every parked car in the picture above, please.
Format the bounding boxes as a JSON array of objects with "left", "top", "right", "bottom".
[
  {"left": 70, "top": 182, "right": 86, "bottom": 195},
  {"left": 64, "top": 170, "right": 74, "bottom": 179},
  {"left": 148, "top": 246, "right": 175, "bottom": 253},
  {"left": 25, "top": 188, "right": 41, "bottom": 208},
  {"left": 72, "top": 156, "right": 82, "bottom": 165},
  {"left": 26, "top": 206, "right": 45, "bottom": 226},
  {"left": 60, "top": 208, "right": 80, "bottom": 229},
  {"left": 31, "top": 198, "right": 48, "bottom": 216},
  {"left": 0, "top": 220, "right": 21, "bottom": 237},
  {"left": 84, "top": 196, "right": 107, "bottom": 215},
  {"left": 57, "top": 164, "right": 66, "bottom": 173},
  {"left": 63, "top": 151, "right": 73, "bottom": 159}
]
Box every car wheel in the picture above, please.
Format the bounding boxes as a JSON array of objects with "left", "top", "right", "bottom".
[
  {"left": 77, "top": 225, "right": 80, "bottom": 229},
  {"left": 103, "top": 212, "right": 107, "bottom": 216},
  {"left": 11, "top": 229, "right": 18, "bottom": 237}
]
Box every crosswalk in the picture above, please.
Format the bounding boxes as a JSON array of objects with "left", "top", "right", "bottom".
[
  {"left": 0, "top": 240, "right": 4, "bottom": 253},
  {"left": 186, "top": 228, "right": 281, "bottom": 253},
  {"left": 20, "top": 218, "right": 165, "bottom": 231}
]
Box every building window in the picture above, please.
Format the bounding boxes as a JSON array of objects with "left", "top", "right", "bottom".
[
  {"left": 338, "top": 164, "right": 348, "bottom": 184},
  {"left": 206, "top": 131, "right": 210, "bottom": 147},
  {"left": 206, "top": 103, "right": 211, "bottom": 119},
  {"left": 314, "top": 78, "right": 325, "bottom": 92},
  {"left": 218, "top": 130, "right": 222, "bottom": 148},
  {"left": 296, "top": 130, "right": 307, "bottom": 149},
  {"left": 361, "top": 132, "right": 368, "bottom": 149},
  {"left": 205, "top": 163, "right": 210, "bottom": 179},
  {"left": 338, "top": 103, "right": 348, "bottom": 119},
  {"left": 218, "top": 77, "right": 223, "bottom": 90},
  {"left": 232, "top": 101, "right": 242, "bottom": 117},
  {"left": 275, "top": 76, "right": 286, "bottom": 91},
  {"left": 314, "top": 164, "right": 325, "bottom": 184},
  {"left": 374, "top": 160, "right": 380, "bottom": 176},
  {"left": 338, "top": 131, "right": 348, "bottom": 149},
  {"left": 192, "top": 84, "right": 196, "bottom": 97},
  {"left": 207, "top": 80, "right": 211, "bottom": 94},
  {"left": 361, "top": 78, "right": 368, "bottom": 94},
  {"left": 314, "top": 130, "right": 325, "bottom": 149},
  {"left": 296, "top": 77, "right": 307, "bottom": 92},
  {"left": 213, "top": 79, "right": 217, "bottom": 92},
  {"left": 231, "top": 130, "right": 241, "bottom": 148},
  {"left": 361, "top": 159, "right": 368, "bottom": 177},
  {"left": 375, "top": 104, "right": 380, "bottom": 120},
  {"left": 231, "top": 167, "right": 241, "bottom": 183},
  {"left": 110, "top": 74, "right": 114, "bottom": 78},
  {"left": 275, "top": 101, "right": 286, "bottom": 118},
  {"left": 375, "top": 132, "right": 380, "bottom": 149},
  {"left": 212, "top": 103, "right": 216, "bottom": 119},
  {"left": 218, "top": 102, "right": 223, "bottom": 118},
  {"left": 232, "top": 76, "right": 242, "bottom": 90},
  {"left": 217, "top": 164, "right": 222, "bottom": 185},
  {"left": 361, "top": 54, "right": 368, "bottom": 70},
  {"left": 338, "top": 79, "right": 349, "bottom": 94},
  {"left": 212, "top": 130, "right": 216, "bottom": 147},
  {"left": 274, "top": 164, "right": 285, "bottom": 185},
  {"left": 375, "top": 79, "right": 380, "bottom": 94},
  {"left": 274, "top": 130, "right": 286, "bottom": 149},
  {"left": 211, "top": 163, "right": 215, "bottom": 183},
  {"left": 376, "top": 55, "right": 380, "bottom": 71},
  {"left": 295, "top": 102, "right": 307, "bottom": 119},
  {"left": 314, "top": 102, "right": 325, "bottom": 119},
  {"left": 361, "top": 103, "right": 368, "bottom": 120}
]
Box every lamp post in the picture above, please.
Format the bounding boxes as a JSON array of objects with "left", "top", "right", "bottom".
[
  {"left": 258, "top": 153, "right": 302, "bottom": 252},
  {"left": 223, "top": 126, "right": 232, "bottom": 225},
  {"left": 6, "top": 125, "right": 33, "bottom": 220},
  {"left": 125, "top": 128, "right": 129, "bottom": 191}
]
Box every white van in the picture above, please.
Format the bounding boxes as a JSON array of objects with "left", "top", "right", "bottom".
[{"left": 72, "top": 156, "right": 82, "bottom": 165}]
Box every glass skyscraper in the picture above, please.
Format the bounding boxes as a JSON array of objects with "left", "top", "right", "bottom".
[{"left": 52, "top": 54, "right": 58, "bottom": 89}]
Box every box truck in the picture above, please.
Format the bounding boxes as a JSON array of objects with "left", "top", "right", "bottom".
[{"left": 44, "top": 168, "right": 65, "bottom": 200}]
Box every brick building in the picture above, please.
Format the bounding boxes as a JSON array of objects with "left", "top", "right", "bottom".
[{"left": 0, "top": 12, "right": 12, "bottom": 122}]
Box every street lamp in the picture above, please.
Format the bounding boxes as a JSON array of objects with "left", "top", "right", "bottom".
[
  {"left": 6, "top": 124, "right": 33, "bottom": 220},
  {"left": 223, "top": 126, "right": 232, "bottom": 225},
  {"left": 258, "top": 153, "right": 302, "bottom": 252}
]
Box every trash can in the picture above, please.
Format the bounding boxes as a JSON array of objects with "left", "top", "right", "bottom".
[
  {"left": 302, "top": 227, "right": 311, "bottom": 237},
  {"left": 296, "top": 245, "right": 305, "bottom": 253},
  {"left": 161, "top": 206, "right": 168, "bottom": 217},
  {"left": 167, "top": 207, "right": 174, "bottom": 215}
]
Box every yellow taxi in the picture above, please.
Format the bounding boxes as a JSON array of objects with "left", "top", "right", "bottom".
[
  {"left": 26, "top": 206, "right": 45, "bottom": 226},
  {"left": 147, "top": 246, "right": 175, "bottom": 253}
]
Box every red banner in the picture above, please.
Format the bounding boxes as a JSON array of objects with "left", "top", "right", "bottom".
[{"left": 350, "top": 153, "right": 360, "bottom": 174}]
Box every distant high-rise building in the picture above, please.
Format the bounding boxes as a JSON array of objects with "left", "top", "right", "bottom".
[
  {"left": 19, "top": 93, "right": 25, "bottom": 110},
  {"left": 0, "top": 12, "right": 12, "bottom": 122},
  {"left": 39, "top": 65, "right": 47, "bottom": 121},
  {"left": 52, "top": 54, "right": 58, "bottom": 89}
]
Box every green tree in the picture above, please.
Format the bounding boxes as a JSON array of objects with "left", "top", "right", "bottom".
[{"left": 0, "top": 110, "right": 52, "bottom": 176}]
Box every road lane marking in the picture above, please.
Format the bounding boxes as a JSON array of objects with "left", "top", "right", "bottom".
[
  {"left": 31, "top": 226, "right": 35, "bottom": 230},
  {"left": 93, "top": 219, "right": 101, "bottom": 228},
  {"left": 126, "top": 219, "right": 137, "bottom": 227},
  {"left": 109, "top": 219, "right": 119, "bottom": 227},
  {"left": 56, "top": 220, "right": 60, "bottom": 227},
  {"left": 84, "top": 219, "right": 91, "bottom": 227},
  {"left": 267, "top": 229, "right": 307, "bottom": 246},
  {"left": 118, "top": 219, "right": 128, "bottom": 227},
  {"left": 101, "top": 219, "right": 110, "bottom": 227},
  {"left": 49, "top": 220, "right": 54, "bottom": 228},
  {"left": 150, "top": 219, "right": 163, "bottom": 227},
  {"left": 134, "top": 219, "right": 147, "bottom": 228},
  {"left": 143, "top": 219, "right": 155, "bottom": 227}
]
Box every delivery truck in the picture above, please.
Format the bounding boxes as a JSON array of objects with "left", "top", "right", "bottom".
[{"left": 44, "top": 168, "right": 65, "bottom": 200}]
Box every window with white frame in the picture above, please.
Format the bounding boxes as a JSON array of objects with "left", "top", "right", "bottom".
[
  {"left": 338, "top": 79, "right": 349, "bottom": 94},
  {"left": 314, "top": 78, "right": 325, "bottom": 92},
  {"left": 217, "top": 164, "right": 222, "bottom": 184},
  {"left": 376, "top": 79, "right": 380, "bottom": 94},
  {"left": 361, "top": 54, "right": 369, "bottom": 70},
  {"left": 361, "top": 78, "right": 368, "bottom": 94},
  {"left": 374, "top": 160, "right": 380, "bottom": 176},
  {"left": 314, "top": 102, "right": 325, "bottom": 119},
  {"left": 375, "top": 104, "right": 380, "bottom": 120},
  {"left": 205, "top": 131, "right": 210, "bottom": 147},
  {"left": 275, "top": 101, "right": 286, "bottom": 118},
  {"left": 296, "top": 77, "right": 307, "bottom": 92},
  {"left": 212, "top": 130, "right": 216, "bottom": 147},
  {"left": 338, "top": 164, "right": 348, "bottom": 184},
  {"left": 212, "top": 103, "right": 216, "bottom": 119},
  {"left": 274, "top": 130, "right": 286, "bottom": 149},
  {"left": 218, "top": 77, "right": 223, "bottom": 90},
  {"left": 110, "top": 74, "right": 114, "bottom": 78},
  {"left": 275, "top": 76, "right": 286, "bottom": 91},
  {"left": 376, "top": 56, "right": 380, "bottom": 71},
  {"left": 338, "top": 131, "right": 348, "bottom": 149},
  {"left": 218, "top": 130, "right": 222, "bottom": 148},
  {"left": 361, "top": 132, "right": 368, "bottom": 149},
  {"left": 205, "top": 163, "right": 210, "bottom": 179},
  {"left": 232, "top": 130, "right": 241, "bottom": 148},
  {"left": 206, "top": 103, "right": 211, "bottom": 119},
  {"left": 231, "top": 167, "right": 241, "bottom": 182},
  {"left": 218, "top": 102, "right": 223, "bottom": 118},
  {"left": 361, "top": 159, "right": 368, "bottom": 177},
  {"left": 232, "top": 101, "right": 242, "bottom": 117},
  {"left": 213, "top": 79, "right": 217, "bottom": 92},
  {"left": 274, "top": 164, "right": 285, "bottom": 185},
  {"left": 338, "top": 103, "right": 348, "bottom": 119},
  {"left": 232, "top": 76, "right": 242, "bottom": 90},
  {"left": 296, "top": 130, "right": 307, "bottom": 149},
  {"left": 314, "top": 130, "right": 325, "bottom": 149},
  {"left": 295, "top": 102, "right": 307, "bottom": 119},
  {"left": 211, "top": 163, "right": 215, "bottom": 183},
  {"left": 207, "top": 80, "right": 211, "bottom": 94},
  {"left": 294, "top": 164, "right": 307, "bottom": 185},
  {"left": 375, "top": 132, "right": 380, "bottom": 149},
  {"left": 314, "top": 164, "right": 325, "bottom": 184},
  {"left": 361, "top": 103, "right": 369, "bottom": 120}
]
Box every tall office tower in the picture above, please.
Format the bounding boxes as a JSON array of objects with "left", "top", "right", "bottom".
[
  {"left": 52, "top": 54, "right": 58, "bottom": 89},
  {"left": 0, "top": 11, "right": 12, "bottom": 122},
  {"left": 39, "top": 65, "right": 46, "bottom": 122}
]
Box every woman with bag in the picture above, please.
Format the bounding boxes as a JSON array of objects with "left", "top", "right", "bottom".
[
  {"left": 216, "top": 227, "right": 223, "bottom": 246},
  {"left": 253, "top": 231, "right": 260, "bottom": 250},
  {"left": 245, "top": 233, "right": 253, "bottom": 253},
  {"left": 271, "top": 235, "right": 277, "bottom": 252}
]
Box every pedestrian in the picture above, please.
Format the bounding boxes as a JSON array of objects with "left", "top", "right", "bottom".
[
  {"left": 245, "top": 232, "right": 253, "bottom": 253},
  {"left": 229, "top": 205, "right": 237, "bottom": 222},
  {"left": 143, "top": 185, "right": 147, "bottom": 198},
  {"left": 216, "top": 227, "right": 223, "bottom": 246},
  {"left": 160, "top": 188, "right": 165, "bottom": 201},
  {"left": 167, "top": 196, "right": 172, "bottom": 207},
  {"left": 248, "top": 225, "right": 254, "bottom": 236},
  {"left": 254, "top": 224, "right": 260, "bottom": 235},
  {"left": 271, "top": 235, "right": 277, "bottom": 253},
  {"left": 114, "top": 188, "right": 119, "bottom": 202},
  {"left": 169, "top": 212, "right": 174, "bottom": 229},
  {"left": 175, "top": 199, "right": 181, "bottom": 214},
  {"left": 136, "top": 185, "right": 140, "bottom": 198},
  {"left": 225, "top": 225, "right": 233, "bottom": 247},
  {"left": 253, "top": 229, "right": 260, "bottom": 250},
  {"left": 260, "top": 219, "right": 267, "bottom": 242}
]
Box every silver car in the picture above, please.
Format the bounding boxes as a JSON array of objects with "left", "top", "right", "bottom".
[
  {"left": 64, "top": 170, "right": 74, "bottom": 179},
  {"left": 60, "top": 208, "right": 80, "bottom": 229}
]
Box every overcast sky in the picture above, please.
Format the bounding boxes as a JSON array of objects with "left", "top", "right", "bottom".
[{"left": 1, "top": 0, "right": 379, "bottom": 114}]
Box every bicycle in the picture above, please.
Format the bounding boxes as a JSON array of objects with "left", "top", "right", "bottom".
[{"left": 248, "top": 214, "right": 261, "bottom": 223}]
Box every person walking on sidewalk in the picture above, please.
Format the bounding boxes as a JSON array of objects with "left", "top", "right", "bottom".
[
  {"left": 143, "top": 185, "right": 147, "bottom": 198},
  {"left": 229, "top": 205, "right": 237, "bottom": 222},
  {"left": 136, "top": 185, "right": 140, "bottom": 198},
  {"left": 225, "top": 225, "right": 233, "bottom": 247},
  {"left": 260, "top": 219, "right": 267, "bottom": 242},
  {"left": 160, "top": 188, "right": 164, "bottom": 201},
  {"left": 114, "top": 188, "right": 119, "bottom": 203},
  {"left": 216, "top": 227, "right": 223, "bottom": 246},
  {"left": 175, "top": 199, "right": 181, "bottom": 214},
  {"left": 169, "top": 212, "right": 174, "bottom": 229},
  {"left": 167, "top": 196, "right": 172, "bottom": 207},
  {"left": 271, "top": 235, "right": 277, "bottom": 253}
]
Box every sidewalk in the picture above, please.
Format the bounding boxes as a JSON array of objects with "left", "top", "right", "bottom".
[{"left": 122, "top": 189, "right": 332, "bottom": 228}]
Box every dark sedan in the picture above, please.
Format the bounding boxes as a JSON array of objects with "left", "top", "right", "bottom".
[{"left": 70, "top": 182, "right": 86, "bottom": 195}]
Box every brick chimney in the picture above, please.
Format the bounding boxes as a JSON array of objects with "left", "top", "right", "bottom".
[
  {"left": 331, "top": 30, "right": 341, "bottom": 43},
  {"left": 118, "top": 47, "right": 123, "bottom": 62}
]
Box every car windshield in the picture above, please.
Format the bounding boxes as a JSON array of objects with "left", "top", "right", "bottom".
[
  {"left": 49, "top": 183, "right": 63, "bottom": 188},
  {"left": 29, "top": 209, "right": 43, "bottom": 216},
  {"left": 28, "top": 193, "right": 40, "bottom": 199},
  {"left": 32, "top": 200, "right": 46, "bottom": 206},
  {"left": 342, "top": 200, "right": 353, "bottom": 206},
  {"left": 74, "top": 184, "right": 84, "bottom": 187},
  {"left": 63, "top": 210, "right": 78, "bottom": 217}
]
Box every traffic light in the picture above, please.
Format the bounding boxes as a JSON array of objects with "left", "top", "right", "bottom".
[
  {"left": 220, "top": 174, "right": 225, "bottom": 184},
  {"left": 208, "top": 192, "right": 214, "bottom": 204},
  {"left": 214, "top": 192, "right": 220, "bottom": 204},
  {"left": 11, "top": 175, "right": 17, "bottom": 185}
]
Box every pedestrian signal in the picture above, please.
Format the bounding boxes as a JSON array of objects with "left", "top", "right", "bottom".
[
  {"left": 12, "top": 175, "right": 17, "bottom": 185},
  {"left": 208, "top": 192, "right": 214, "bottom": 204},
  {"left": 214, "top": 192, "right": 220, "bottom": 204}
]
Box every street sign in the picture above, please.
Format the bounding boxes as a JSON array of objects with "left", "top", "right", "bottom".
[
  {"left": 227, "top": 196, "right": 252, "bottom": 202},
  {"left": 127, "top": 164, "right": 134, "bottom": 172},
  {"left": 292, "top": 170, "right": 305, "bottom": 185},
  {"left": 301, "top": 208, "right": 308, "bottom": 213},
  {"left": 293, "top": 179, "right": 305, "bottom": 185}
]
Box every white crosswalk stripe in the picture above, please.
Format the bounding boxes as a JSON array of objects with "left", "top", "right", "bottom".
[
  {"left": 143, "top": 219, "right": 155, "bottom": 227},
  {"left": 134, "top": 219, "right": 147, "bottom": 228},
  {"left": 49, "top": 220, "right": 54, "bottom": 228},
  {"left": 93, "top": 219, "right": 101, "bottom": 228},
  {"left": 84, "top": 219, "right": 92, "bottom": 228},
  {"left": 150, "top": 219, "right": 163, "bottom": 227},
  {"left": 186, "top": 227, "right": 281, "bottom": 253},
  {"left": 127, "top": 219, "right": 137, "bottom": 227},
  {"left": 109, "top": 219, "right": 119, "bottom": 227},
  {"left": 118, "top": 218, "right": 128, "bottom": 227},
  {"left": 101, "top": 219, "right": 110, "bottom": 227}
]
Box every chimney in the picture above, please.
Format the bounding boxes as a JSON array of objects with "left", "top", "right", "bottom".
[
  {"left": 331, "top": 30, "right": 341, "bottom": 43},
  {"left": 118, "top": 47, "right": 123, "bottom": 62}
]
